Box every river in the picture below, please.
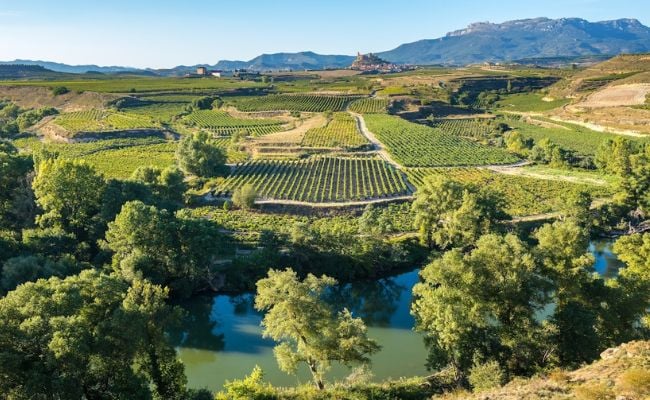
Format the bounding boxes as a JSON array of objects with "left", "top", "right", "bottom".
[{"left": 174, "top": 239, "right": 621, "bottom": 391}]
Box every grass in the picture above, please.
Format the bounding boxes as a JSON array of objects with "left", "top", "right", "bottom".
[
  {"left": 495, "top": 93, "right": 570, "bottom": 112},
  {"left": 365, "top": 114, "right": 519, "bottom": 167}
]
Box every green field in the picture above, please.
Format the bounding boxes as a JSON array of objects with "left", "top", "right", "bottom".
[
  {"left": 406, "top": 167, "right": 612, "bottom": 216},
  {"left": 365, "top": 114, "right": 519, "bottom": 167},
  {"left": 182, "top": 110, "right": 285, "bottom": 136},
  {"left": 432, "top": 118, "right": 498, "bottom": 139},
  {"left": 217, "top": 156, "right": 409, "bottom": 202},
  {"left": 0, "top": 77, "right": 265, "bottom": 93},
  {"left": 348, "top": 98, "right": 390, "bottom": 113},
  {"left": 495, "top": 93, "right": 570, "bottom": 112},
  {"left": 54, "top": 110, "right": 159, "bottom": 133},
  {"left": 229, "top": 94, "right": 360, "bottom": 112},
  {"left": 507, "top": 117, "right": 648, "bottom": 155},
  {"left": 301, "top": 113, "right": 368, "bottom": 148}
]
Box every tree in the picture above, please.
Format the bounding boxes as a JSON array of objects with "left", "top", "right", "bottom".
[
  {"left": 504, "top": 131, "right": 530, "bottom": 155},
  {"left": 131, "top": 165, "right": 187, "bottom": 209},
  {"left": 176, "top": 131, "right": 227, "bottom": 177},
  {"left": 0, "top": 270, "right": 188, "bottom": 399},
  {"left": 613, "top": 233, "right": 650, "bottom": 330},
  {"left": 254, "top": 268, "right": 380, "bottom": 390},
  {"left": 0, "top": 254, "right": 78, "bottom": 293},
  {"left": 232, "top": 184, "right": 257, "bottom": 209},
  {"left": 412, "top": 234, "right": 546, "bottom": 380},
  {"left": 0, "top": 140, "right": 34, "bottom": 230},
  {"left": 32, "top": 158, "right": 105, "bottom": 243},
  {"left": 595, "top": 137, "right": 635, "bottom": 176},
  {"left": 412, "top": 176, "right": 506, "bottom": 249},
  {"left": 104, "top": 201, "right": 224, "bottom": 297}
]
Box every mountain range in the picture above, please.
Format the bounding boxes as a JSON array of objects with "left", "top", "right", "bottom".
[{"left": 2, "top": 17, "right": 649, "bottom": 75}]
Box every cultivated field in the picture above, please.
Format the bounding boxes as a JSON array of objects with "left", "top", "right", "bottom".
[{"left": 216, "top": 156, "right": 410, "bottom": 203}]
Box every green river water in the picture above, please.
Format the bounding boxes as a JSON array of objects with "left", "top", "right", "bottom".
[{"left": 174, "top": 240, "right": 621, "bottom": 391}]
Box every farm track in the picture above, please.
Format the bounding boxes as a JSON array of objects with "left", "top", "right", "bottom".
[{"left": 350, "top": 112, "right": 417, "bottom": 194}]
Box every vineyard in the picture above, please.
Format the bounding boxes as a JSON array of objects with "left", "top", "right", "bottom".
[
  {"left": 182, "top": 110, "right": 285, "bottom": 136},
  {"left": 432, "top": 118, "right": 499, "bottom": 139},
  {"left": 348, "top": 98, "right": 390, "bottom": 113},
  {"left": 54, "top": 110, "right": 159, "bottom": 133},
  {"left": 216, "top": 156, "right": 410, "bottom": 202},
  {"left": 230, "top": 94, "right": 360, "bottom": 112},
  {"left": 301, "top": 113, "right": 368, "bottom": 149},
  {"left": 364, "top": 114, "right": 519, "bottom": 167},
  {"left": 406, "top": 167, "right": 612, "bottom": 216}
]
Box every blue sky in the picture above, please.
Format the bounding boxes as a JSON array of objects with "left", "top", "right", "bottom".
[{"left": 0, "top": 0, "right": 648, "bottom": 68}]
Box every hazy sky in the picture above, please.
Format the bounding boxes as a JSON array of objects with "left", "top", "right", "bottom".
[{"left": 1, "top": 0, "right": 648, "bottom": 68}]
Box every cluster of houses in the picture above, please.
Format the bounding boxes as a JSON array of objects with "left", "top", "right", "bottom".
[
  {"left": 194, "top": 67, "right": 222, "bottom": 77},
  {"left": 349, "top": 53, "right": 415, "bottom": 74}
]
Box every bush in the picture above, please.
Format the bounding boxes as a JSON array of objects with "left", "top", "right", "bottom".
[
  {"left": 574, "top": 382, "right": 614, "bottom": 400},
  {"left": 232, "top": 184, "right": 257, "bottom": 209},
  {"left": 468, "top": 360, "right": 505, "bottom": 392},
  {"left": 617, "top": 368, "right": 650, "bottom": 398},
  {"left": 51, "top": 86, "right": 69, "bottom": 96},
  {"left": 215, "top": 366, "right": 277, "bottom": 400}
]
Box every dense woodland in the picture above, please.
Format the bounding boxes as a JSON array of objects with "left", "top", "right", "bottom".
[{"left": 1, "top": 55, "right": 650, "bottom": 399}]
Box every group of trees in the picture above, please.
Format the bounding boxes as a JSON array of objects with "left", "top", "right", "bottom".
[
  {"left": 0, "top": 101, "right": 58, "bottom": 136},
  {"left": 0, "top": 127, "right": 233, "bottom": 397},
  {"left": 410, "top": 175, "right": 650, "bottom": 388}
]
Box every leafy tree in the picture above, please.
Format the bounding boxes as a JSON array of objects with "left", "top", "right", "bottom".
[
  {"left": 131, "top": 165, "right": 187, "bottom": 209},
  {"left": 412, "top": 176, "right": 506, "bottom": 249},
  {"left": 0, "top": 270, "right": 188, "bottom": 399},
  {"left": 504, "top": 130, "right": 531, "bottom": 155},
  {"left": 176, "top": 131, "right": 227, "bottom": 178},
  {"left": 595, "top": 137, "right": 635, "bottom": 176},
  {"left": 32, "top": 158, "right": 106, "bottom": 244},
  {"left": 255, "top": 268, "right": 380, "bottom": 390},
  {"left": 1, "top": 254, "right": 78, "bottom": 293},
  {"left": 232, "top": 183, "right": 257, "bottom": 209},
  {"left": 412, "top": 234, "right": 546, "bottom": 380},
  {"left": 613, "top": 233, "right": 650, "bottom": 330},
  {"left": 0, "top": 140, "right": 34, "bottom": 230},
  {"left": 51, "top": 86, "right": 69, "bottom": 96},
  {"left": 104, "top": 201, "right": 223, "bottom": 297}
]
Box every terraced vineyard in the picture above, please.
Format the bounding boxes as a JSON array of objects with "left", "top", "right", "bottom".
[
  {"left": 348, "top": 98, "right": 390, "bottom": 113},
  {"left": 216, "top": 156, "right": 409, "bottom": 202},
  {"left": 406, "top": 167, "right": 612, "bottom": 216},
  {"left": 230, "top": 94, "right": 359, "bottom": 112},
  {"left": 183, "top": 110, "right": 285, "bottom": 136},
  {"left": 54, "top": 110, "right": 159, "bottom": 133},
  {"left": 432, "top": 118, "right": 497, "bottom": 139},
  {"left": 301, "top": 113, "right": 368, "bottom": 148},
  {"left": 364, "top": 114, "right": 519, "bottom": 167}
]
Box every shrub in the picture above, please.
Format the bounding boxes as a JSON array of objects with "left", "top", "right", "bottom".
[
  {"left": 215, "top": 366, "right": 277, "bottom": 400},
  {"left": 232, "top": 184, "right": 257, "bottom": 210},
  {"left": 51, "top": 86, "right": 69, "bottom": 96},
  {"left": 574, "top": 382, "right": 614, "bottom": 400},
  {"left": 468, "top": 360, "right": 505, "bottom": 392},
  {"left": 617, "top": 368, "right": 650, "bottom": 398}
]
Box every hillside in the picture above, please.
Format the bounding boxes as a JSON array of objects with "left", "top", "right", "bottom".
[
  {"left": 450, "top": 341, "right": 650, "bottom": 400},
  {"left": 379, "top": 18, "right": 650, "bottom": 65},
  {"left": 214, "top": 51, "right": 355, "bottom": 71},
  {"left": 0, "top": 64, "right": 69, "bottom": 79}
]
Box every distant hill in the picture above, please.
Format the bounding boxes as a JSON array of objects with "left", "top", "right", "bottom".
[
  {"left": 378, "top": 18, "right": 650, "bottom": 65},
  {"left": 214, "top": 51, "right": 355, "bottom": 72},
  {"left": 0, "top": 60, "right": 148, "bottom": 75},
  {"left": 0, "top": 64, "right": 69, "bottom": 79}
]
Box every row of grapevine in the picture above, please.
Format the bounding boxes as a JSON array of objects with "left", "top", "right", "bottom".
[
  {"left": 54, "top": 110, "right": 158, "bottom": 133},
  {"left": 301, "top": 113, "right": 369, "bottom": 148},
  {"left": 183, "top": 110, "right": 284, "bottom": 136},
  {"left": 216, "top": 156, "right": 409, "bottom": 202},
  {"left": 231, "top": 94, "right": 360, "bottom": 112},
  {"left": 364, "top": 114, "right": 519, "bottom": 167},
  {"left": 405, "top": 167, "right": 612, "bottom": 216},
  {"left": 432, "top": 118, "right": 499, "bottom": 139},
  {"left": 348, "top": 98, "right": 390, "bottom": 113}
]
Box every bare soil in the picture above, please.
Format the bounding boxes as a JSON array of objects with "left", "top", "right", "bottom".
[{"left": 0, "top": 86, "right": 117, "bottom": 111}]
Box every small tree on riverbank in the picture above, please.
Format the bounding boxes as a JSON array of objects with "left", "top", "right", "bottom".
[{"left": 254, "top": 268, "right": 380, "bottom": 390}]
